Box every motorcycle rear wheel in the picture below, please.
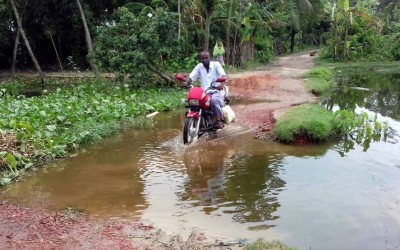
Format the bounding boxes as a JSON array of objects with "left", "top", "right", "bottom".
[{"left": 183, "top": 117, "right": 199, "bottom": 145}]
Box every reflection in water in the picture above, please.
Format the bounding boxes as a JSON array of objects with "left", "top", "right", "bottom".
[
  {"left": 179, "top": 138, "right": 288, "bottom": 227},
  {"left": 323, "top": 72, "right": 400, "bottom": 154},
  {"left": 1, "top": 130, "right": 152, "bottom": 218},
  {"left": 224, "top": 155, "right": 285, "bottom": 226},
  {"left": 325, "top": 72, "right": 400, "bottom": 120}
]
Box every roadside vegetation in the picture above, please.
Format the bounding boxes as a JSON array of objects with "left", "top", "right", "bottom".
[
  {"left": 245, "top": 239, "right": 296, "bottom": 250},
  {"left": 304, "top": 67, "right": 334, "bottom": 95},
  {"left": 274, "top": 104, "right": 337, "bottom": 142},
  {"left": 274, "top": 62, "right": 391, "bottom": 145},
  {"left": 273, "top": 103, "right": 388, "bottom": 144},
  {"left": 0, "top": 78, "right": 184, "bottom": 185}
]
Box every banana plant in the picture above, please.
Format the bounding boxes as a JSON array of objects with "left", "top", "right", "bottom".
[{"left": 327, "top": 0, "right": 382, "bottom": 60}]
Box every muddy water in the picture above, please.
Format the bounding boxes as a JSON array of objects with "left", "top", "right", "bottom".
[{"left": 2, "top": 74, "right": 400, "bottom": 250}]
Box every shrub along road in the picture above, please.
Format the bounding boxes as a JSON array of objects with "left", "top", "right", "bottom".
[{"left": 0, "top": 51, "right": 317, "bottom": 249}]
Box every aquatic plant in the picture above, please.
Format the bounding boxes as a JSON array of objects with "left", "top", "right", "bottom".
[
  {"left": 334, "top": 109, "right": 389, "bottom": 153},
  {"left": 0, "top": 78, "right": 184, "bottom": 185}
]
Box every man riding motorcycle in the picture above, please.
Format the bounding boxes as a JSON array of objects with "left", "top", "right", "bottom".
[{"left": 181, "top": 51, "right": 227, "bottom": 129}]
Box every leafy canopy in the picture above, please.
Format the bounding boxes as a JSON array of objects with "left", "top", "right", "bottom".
[{"left": 91, "top": 6, "right": 180, "bottom": 86}]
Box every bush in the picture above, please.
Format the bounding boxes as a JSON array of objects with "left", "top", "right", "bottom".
[
  {"left": 254, "top": 33, "right": 275, "bottom": 63},
  {"left": 91, "top": 7, "right": 181, "bottom": 87},
  {"left": 320, "top": 17, "right": 398, "bottom": 62}
]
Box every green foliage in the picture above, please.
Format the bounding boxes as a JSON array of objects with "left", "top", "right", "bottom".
[
  {"left": 304, "top": 67, "right": 334, "bottom": 95},
  {"left": 306, "top": 67, "right": 333, "bottom": 81},
  {"left": 254, "top": 33, "right": 275, "bottom": 63},
  {"left": 274, "top": 104, "right": 337, "bottom": 142},
  {"left": 334, "top": 110, "right": 388, "bottom": 153},
  {"left": 245, "top": 239, "right": 296, "bottom": 250},
  {"left": 273, "top": 104, "right": 389, "bottom": 148},
  {"left": 305, "top": 78, "right": 333, "bottom": 95},
  {"left": 91, "top": 6, "right": 181, "bottom": 86},
  {"left": 321, "top": 16, "right": 398, "bottom": 61},
  {"left": 0, "top": 78, "right": 184, "bottom": 185},
  {"left": 164, "top": 52, "right": 199, "bottom": 72}
]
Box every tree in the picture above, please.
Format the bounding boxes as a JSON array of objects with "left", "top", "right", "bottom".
[
  {"left": 225, "top": 0, "right": 237, "bottom": 67},
  {"left": 11, "top": 0, "right": 26, "bottom": 77},
  {"left": 91, "top": 7, "right": 180, "bottom": 86},
  {"left": 202, "top": 0, "right": 219, "bottom": 51},
  {"left": 9, "top": 0, "right": 45, "bottom": 82},
  {"left": 76, "top": 0, "right": 98, "bottom": 75},
  {"left": 288, "top": 0, "right": 314, "bottom": 53}
]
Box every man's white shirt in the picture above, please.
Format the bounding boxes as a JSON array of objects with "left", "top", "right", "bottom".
[{"left": 188, "top": 61, "right": 226, "bottom": 91}]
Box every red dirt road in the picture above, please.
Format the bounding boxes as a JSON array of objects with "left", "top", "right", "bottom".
[
  {"left": 228, "top": 51, "right": 316, "bottom": 138},
  {"left": 0, "top": 51, "right": 316, "bottom": 249}
]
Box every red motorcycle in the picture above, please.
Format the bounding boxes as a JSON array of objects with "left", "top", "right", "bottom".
[{"left": 176, "top": 74, "right": 230, "bottom": 145}]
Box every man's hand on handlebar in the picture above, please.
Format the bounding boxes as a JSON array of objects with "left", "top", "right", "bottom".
[{"left": 181, "top": 81, "right": 191, "bottom": 89}]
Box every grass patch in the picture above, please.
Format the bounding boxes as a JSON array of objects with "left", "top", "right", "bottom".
[
  {"left": 304, "top": 67, "right": 334, "bottom": 95},
  {"left": 245, "top": 239, "right": 296, "bottom": 250},
  {"left": 274, "top": 104, "right": 337, "bottom": 143},
  {"left": 314, "top": 59, "right": 400, "bottom": 74}
]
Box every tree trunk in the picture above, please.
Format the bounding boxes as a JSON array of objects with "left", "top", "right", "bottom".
[
  {"left": 178, "top": 0, "right": 181, "bottom": 40},
  {"left": 145, "top": 63, "right": 174, "bottom": 85},
  {"left": 11, "top": 0, "right": 27, "bottom": 78},
  {"left": 76, "top": 0, "right": 98, "bottom": 75},
  {"left": 225, "top": 0, "right": 233, "bottom": 67},
  {"left": 290, "top": 28, "right": 295, "bottom": 53},
  {"left": 333, "top": 19, "right": 338, "bottom": 59},
  {"left": 342, "top": 23, "right": 349, "bottom": 59},
  {"left": 233, "top": 26, "right": 239, "bottom": 66},
  {"left": 203, "top": 10, "right": 211, "bottom": 51},
  {"left": 11, "top": 28, "right": 21, "bottom": 77},
  {"left": 10, "top": 0, "right": 45, "bottom": 82},
  {"left": 49, "top": 33, "right": 64, "bottom": 76}
]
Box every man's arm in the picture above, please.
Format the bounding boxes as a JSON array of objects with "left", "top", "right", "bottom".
[
  {"left": 182, "top": 64, "right": 200, "bottom": 87},
  {"left": 216, "top": 61, "right": 226, "bottom": 77}
]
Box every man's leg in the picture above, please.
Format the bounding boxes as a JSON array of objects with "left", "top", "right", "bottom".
[{"left": 210, "top": 92, "right": 224, "bottom": 129}]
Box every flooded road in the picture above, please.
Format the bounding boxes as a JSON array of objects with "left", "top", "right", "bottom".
[
  {"left": 2, "top": 71, "right": 400, "bottom": 250},
  {"left": 2, "top": 110, "right": 400, "bottom": 250}
]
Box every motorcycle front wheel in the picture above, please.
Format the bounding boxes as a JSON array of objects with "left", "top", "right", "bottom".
[{"left": 183, "top": 117, "right": 199, "bottom": 145}]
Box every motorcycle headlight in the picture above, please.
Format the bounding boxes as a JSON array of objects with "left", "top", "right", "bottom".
[{"left": 188, "top": 99, "right": 199, "bottom": 106}]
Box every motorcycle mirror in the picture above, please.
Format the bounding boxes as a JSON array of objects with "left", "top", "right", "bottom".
[
  {"left": 216, "top": 77, "right": 226, "bottom": 83},
  {"left": 175, "top": 74, "right": 186, "bottom": 81}
]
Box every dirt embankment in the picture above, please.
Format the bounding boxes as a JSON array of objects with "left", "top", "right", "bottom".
[{"left": 0, "top": 51, "right": 317, "bottom": 249}]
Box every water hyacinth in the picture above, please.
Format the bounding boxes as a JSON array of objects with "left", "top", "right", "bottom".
[{"left": 0, "top": 79, "right": 184, "bottom": 185}]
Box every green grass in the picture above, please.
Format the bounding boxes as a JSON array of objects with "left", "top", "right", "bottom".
[
  {"left": 304, "top": 67, "right": 334, "bottom": 95},
  {"left": 314, "top": 59, "right": 400, "bottom": 74},
  {"left": 274, "top": 104, "right": 338, "bottom": 143},
  {"left": 245, "top": 239, "right": 296, "bottom": 250}
]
